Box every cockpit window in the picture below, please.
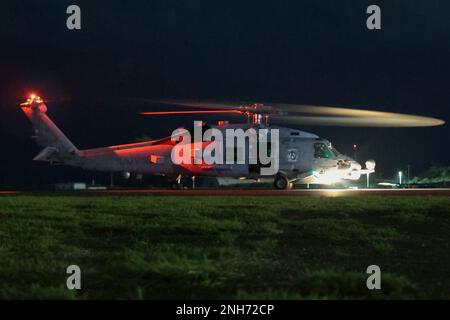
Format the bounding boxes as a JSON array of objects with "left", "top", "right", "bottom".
[
  {"left": 314, "top": 143, "right": 334, "bottom": 159},
  {"left": 330, "top": 146, "right": 340, "bottom": 157}
]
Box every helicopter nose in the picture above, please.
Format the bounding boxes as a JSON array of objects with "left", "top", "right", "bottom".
[
  {"left": 337, "top": 158, "right": 361, "bottom": 171},
  {"left": 351, "top": 160, "right": 362, "bottom": 171}
]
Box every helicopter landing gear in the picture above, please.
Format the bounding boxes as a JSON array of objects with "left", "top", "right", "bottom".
[
  {"left": 169, "top": 175, "right": 183, "bottom": 190},
  {"left": 274, "top": 174, "right": 293, "bottom": 190}
]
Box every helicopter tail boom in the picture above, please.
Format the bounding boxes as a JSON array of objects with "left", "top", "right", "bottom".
[{"left": 20, "top": 95, "right": 79, "bottom": 161}]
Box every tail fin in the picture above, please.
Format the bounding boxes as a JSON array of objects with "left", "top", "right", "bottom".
[{"left": 20, "top": 95, "right": 79, "bottom": 161}]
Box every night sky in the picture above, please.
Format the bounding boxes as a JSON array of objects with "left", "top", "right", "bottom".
[{"left": 0, "top": 0, "right": 449, "bottom": 186}]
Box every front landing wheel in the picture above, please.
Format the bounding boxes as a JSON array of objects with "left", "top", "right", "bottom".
[{"left": 274, "top": 175, "right": 293, "bottom": 190}]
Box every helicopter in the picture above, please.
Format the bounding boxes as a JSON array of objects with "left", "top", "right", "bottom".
[{"left": 20, "top": 94, "right": 444, "bottom": 189}]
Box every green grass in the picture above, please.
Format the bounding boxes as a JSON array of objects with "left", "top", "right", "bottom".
[{"left": 0, "top": 194, "right": 449, "bottom": 299}]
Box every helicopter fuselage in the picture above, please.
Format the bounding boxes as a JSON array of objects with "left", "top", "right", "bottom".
[
  {"left": 67, "top": 123, "right": 363, "bottom": 186},
  {"left": 21, "top": 97, "right": 370, "bottom": 189}
]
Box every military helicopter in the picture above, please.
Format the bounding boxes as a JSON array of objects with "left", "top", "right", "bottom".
[{"left": 20, "top": 95, "right": 444, "bottom": 189}]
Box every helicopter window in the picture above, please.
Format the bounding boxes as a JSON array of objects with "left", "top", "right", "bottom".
[
  {"left": 330, "top": 146, "right": 340, "bottom": 157},
  {"left": 314, "top": 143, "right": 334, "bottom": 159}
]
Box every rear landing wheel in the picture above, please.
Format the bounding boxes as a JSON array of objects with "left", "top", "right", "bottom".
[
  {"left": 274, "top": 175, "right": 293, "bottom": 190},
  {"left": 169, "top": 175, "right": 183, "bottom": 190}
]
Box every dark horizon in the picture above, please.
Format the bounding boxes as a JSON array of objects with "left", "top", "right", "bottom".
[{"left": 1, "top": 0, "right": 449, "bottom": 186}]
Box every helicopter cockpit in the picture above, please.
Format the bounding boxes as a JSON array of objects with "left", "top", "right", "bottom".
[{"left": 313, "top": 140, "right": 341, "bottom": 159}]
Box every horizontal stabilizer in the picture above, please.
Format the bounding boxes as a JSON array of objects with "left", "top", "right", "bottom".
[{"left": 33, "top": 147, "right": 62, "bottom": 162}]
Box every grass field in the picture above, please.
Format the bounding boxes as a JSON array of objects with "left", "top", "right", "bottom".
[{"left": 0, "top": 194, "right": 449, "bottom": 299}]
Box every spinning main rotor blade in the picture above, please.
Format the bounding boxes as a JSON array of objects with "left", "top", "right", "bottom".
[
  {"left": 270, "top": 114, "right": 445, "bottom": 127},
  {"left": 140, "top": 110, "right": 243, "bottom": 116},
  {"left": 269, "top": 105, "right": 445, "bottom": 127},
  {"left": 149, "top": 99, "right": 248, "bottom": 110},
  {"left": 137, "top": 99, "right": 445, "bottom": 127}
]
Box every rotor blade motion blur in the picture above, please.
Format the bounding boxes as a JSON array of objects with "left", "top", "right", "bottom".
[
  {"left": 140, "top": 110, "right": 243, "bottom": 116},
  {"left": 136, "top": 99, "right": 445, "bottom": 127}
]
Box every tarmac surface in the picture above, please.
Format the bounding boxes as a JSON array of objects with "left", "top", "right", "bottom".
[
  {"left": 2, "top": 189, "right": 449, "bottom": 197},
  {"left": 88, "top": 188, "right": 450, "bottom": 196}
]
